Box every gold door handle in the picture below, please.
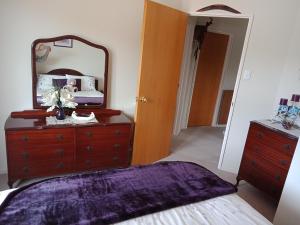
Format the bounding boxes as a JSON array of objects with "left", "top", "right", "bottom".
[{"left": 136, "top": 96, "right": 148, "bottom": 103}]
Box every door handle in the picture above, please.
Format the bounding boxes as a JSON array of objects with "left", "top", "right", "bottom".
[{"left": 136, "top": 96, "right": 148, "bottom": 103}]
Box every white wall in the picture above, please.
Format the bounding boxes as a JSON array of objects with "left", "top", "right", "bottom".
[
  {"left": 273, "top": 7, "right": 300, "bottom": 225},
  {"left": 0, "top": 0, "right": 181, "bottom": 174},
  {"left": 181, "top": 0, "right": 300, "bottom": 173}
]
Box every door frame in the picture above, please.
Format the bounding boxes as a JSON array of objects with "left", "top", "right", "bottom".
[{"left": 173, "top": 11, "right": 254, "bottom": 170}]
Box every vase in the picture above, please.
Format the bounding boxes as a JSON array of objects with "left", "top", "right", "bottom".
[{"left": 56, "top": 107, "right": 65, "bottom": 120}]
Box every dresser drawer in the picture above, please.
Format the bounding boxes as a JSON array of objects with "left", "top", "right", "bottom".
[
  {"left": 9, "top": 158, "right": 73, "bottom": 179},
  {"left": 7, "top": 143, "right": 74, "bottom": 162},
  {"left": 244, "top": 140, "right": 292, "bottom": 171},
  {"left": 239, "top": 153, "right": 287, "bottom": 188},
  {"left": 6, "top": 128, "right": 74, "bottom": 146},
  {"left": 77, "top": 125, "right": 131, "bottom": 141},
  {"left": 76, "top": 155, "right": 129, "bottom": 171},
  {"left": 77, "top": 138, "right": 129, "bottom": 155},
  {"left": 248, "top": 123, "right": 297, "bottom": 156}
]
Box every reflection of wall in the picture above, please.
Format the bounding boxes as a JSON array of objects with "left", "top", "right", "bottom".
[{"left": 36, "top": 41, "right": 105, "bottom": 90}]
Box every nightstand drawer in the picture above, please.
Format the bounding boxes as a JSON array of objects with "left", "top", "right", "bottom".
[
  {"left": 248, "top": 123, "right": 297, "bottom": 156},
  {"left": 244, "top": 140, "right": 292, "bottom": 171},
  {"left": 240, "top": 153, "right": 287, "bottom": 188}
]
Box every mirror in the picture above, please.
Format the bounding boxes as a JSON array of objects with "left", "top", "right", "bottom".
[{"left": 32, "top": 35, "right": 108, "bottom": 109}]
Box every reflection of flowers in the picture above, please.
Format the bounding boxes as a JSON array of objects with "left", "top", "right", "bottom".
[{"left": 41, "top": 87, "right": 78, "bottom": 112}]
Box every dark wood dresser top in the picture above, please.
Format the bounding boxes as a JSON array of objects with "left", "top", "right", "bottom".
[{"left": 5, "top": 110, "right": 132, "bottom": 131}]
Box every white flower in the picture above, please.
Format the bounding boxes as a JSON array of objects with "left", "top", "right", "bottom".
[{"left": 41, "top": 88, "right": 77, "bottom": 111}]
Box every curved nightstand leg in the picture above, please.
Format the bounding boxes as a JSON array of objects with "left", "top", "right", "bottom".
[
  {"left": 234, "top": 177, "right": 241, "bottom": 191},
  {"left": 8, "top": 180, "right": 13, "bottom": 189}
]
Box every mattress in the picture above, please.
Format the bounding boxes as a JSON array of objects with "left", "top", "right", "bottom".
[{"left": 0, "top": 189, "right": 271, "bottom": 225}]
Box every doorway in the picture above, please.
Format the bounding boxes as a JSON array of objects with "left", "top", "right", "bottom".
[{"left": 172, "top": 15, "right": 250, "bottom": 169}]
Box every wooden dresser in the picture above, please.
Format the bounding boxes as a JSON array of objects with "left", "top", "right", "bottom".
[
  {"left": 5, "top": 110, "right": 133, "bottom": 188},
  {"left": 236, "top": 120, "right": 299, "bottom": 200}
]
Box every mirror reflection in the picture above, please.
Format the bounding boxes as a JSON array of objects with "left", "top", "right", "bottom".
[{"left": 35, "top": 38, "right": 107, "bottom": 107}]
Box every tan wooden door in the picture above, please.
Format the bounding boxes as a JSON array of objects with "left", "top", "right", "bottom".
[
  {"left": 188, "top": 32, "right": 229, "bottom": 126},
  {"left": 218, "top": 90, "right": 233, "bottom": 125},
  {"left": 131, "top": 0, "right": 187, "bottom": 165}
]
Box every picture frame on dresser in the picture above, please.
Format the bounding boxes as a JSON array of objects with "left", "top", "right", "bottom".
[{"left": 4, "top": 35, "right": 134, "bottom": 188}]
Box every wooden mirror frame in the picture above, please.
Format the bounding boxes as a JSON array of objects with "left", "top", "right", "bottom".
[{"left": 31, "top": 35, "right": 109, "bottom": 109}]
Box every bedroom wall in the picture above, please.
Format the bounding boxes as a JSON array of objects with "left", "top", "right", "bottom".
[
  {"left": 0, "top": 0, "right": 181, "bottom": 174},
  {"left": 181, "top": 0, "right": 300, "bottom": 173},
  {"left": 273, "top": 8, "right": 300, "bottom": 225}
]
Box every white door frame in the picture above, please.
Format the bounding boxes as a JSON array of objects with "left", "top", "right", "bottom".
[{"left": 174, "top": 11, "right": 254, "bottom": 170}]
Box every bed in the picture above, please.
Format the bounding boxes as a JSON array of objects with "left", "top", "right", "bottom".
[
  {"left": 36, "top": 69, "right": 104, "bottom": 105},
  {"left": 0, "top": 161, "right": 272, "bottom": 225}
]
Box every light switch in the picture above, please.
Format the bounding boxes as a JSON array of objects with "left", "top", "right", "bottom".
[{"left": 243, "top": 69, "right": 252, "bottom": 80}]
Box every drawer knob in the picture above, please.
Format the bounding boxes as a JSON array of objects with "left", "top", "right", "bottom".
[
  {"left": 21, "top": 135, "right": 29, "bottom": 142},
  {"left": 23, "top": 166, "right": 29, "bottom": 174},
  {"left": 114, "top": 130, "right": 121, "bottom": 135},
  {"left": 256, "top": 132, "right": 264, "bottom": 139},
  {"left": 55, "top": 149, "right": 64, "bottom": 157},
  {"left": 113, "top": 156, "right": 119, "bottom": 162},
  {"left": 21, "top": 151, "right": 29, "bottom": 160},
  {"left": 275, "top": 175, "right": 281, "bottom": 181},
  {"left": 86, "top": 131, "right": 93, "bottom": 137},
  {"left": 55, "top": 162, "right": 64, "bottom": 169},
  {"left": 280, "top": 160, "right": 288, "bottom": 166},
  {"left": 86, "top": 146, "right": 93, "bottom": 152},
  {"left": 253, "top": 146, "right": 260, "bottom": 153},
  {"left": 56, "top": 134, "right": 64, "bottom": 141},
  {"left": 251, "top": 160, "right": 256, "bottom": 167},
  {"left": 113, "top": 144, "right": 121, "bottom": 149},
  {"left": 283, "top": 144, "right": 291, "bottom": 152},
  {"left": 85, "top": 160, "right": 92, "bottom": 165}
]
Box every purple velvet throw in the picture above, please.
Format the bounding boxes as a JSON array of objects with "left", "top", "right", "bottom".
[{"left": 0, "top": 161, "right": 236, "bottom": 225}]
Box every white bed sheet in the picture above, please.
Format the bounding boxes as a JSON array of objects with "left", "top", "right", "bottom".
[
  {"left": 115, "top": 194, "right": 272, "bottom": 225},
  {"left": 37, "top": 89, "right": 103, "bottom": 98},
  {"left": 0, "top": 189, "right": 271, "bottom": 225}
]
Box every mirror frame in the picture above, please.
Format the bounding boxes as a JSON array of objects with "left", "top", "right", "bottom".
[{"left": 31, "top": 35, "right": 109, "bottom": 109}]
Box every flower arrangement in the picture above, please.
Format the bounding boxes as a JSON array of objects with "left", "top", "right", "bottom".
[{"left": 41, "top": 87, "right": 78, "bottom": 120}]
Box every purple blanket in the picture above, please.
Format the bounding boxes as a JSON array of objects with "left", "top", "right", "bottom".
[{"left": 0, "top": 161, "right": 236, "bottom": 225}]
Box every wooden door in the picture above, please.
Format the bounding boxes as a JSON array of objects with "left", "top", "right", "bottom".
[
  {"left": 188, "top": 32, "right": 229, "bottom": 126},
  {"left": 132, "top": 0, "right": 187, "bottom": 165},
  {"left": 218, "top": 90, "right": 233, "bottom": 125}
]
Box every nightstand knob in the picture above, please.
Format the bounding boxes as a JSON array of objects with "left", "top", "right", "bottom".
[
  {"left": 256, "top": 131, "right": 264, "bottom": 139},
  {"left": 280, "top": 160, "right": 288, "bottom": 166},
  {"left": 275, "top": 175, "right": 281, "bottom": 181},
  {"left": 283, "top": 144, "right": 291, "bottom": 152}
]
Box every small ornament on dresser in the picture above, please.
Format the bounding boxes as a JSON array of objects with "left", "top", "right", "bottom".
[
  {"left": 273, "top": 94, "right": 300, "bottom": 130},
  {"left": 41, "top": 87, "right": 77, "bottom": 120}
]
